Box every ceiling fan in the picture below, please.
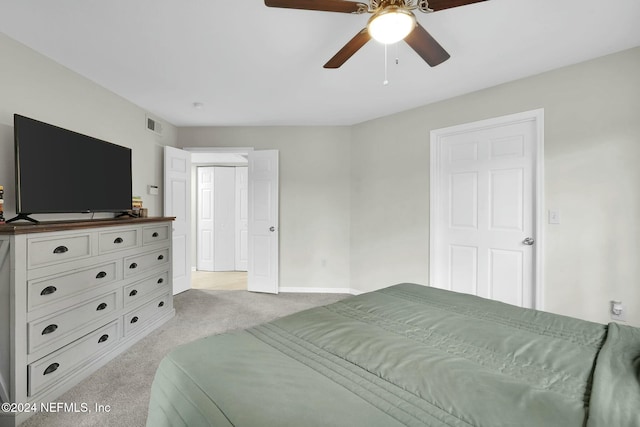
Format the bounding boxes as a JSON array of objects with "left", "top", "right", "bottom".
[{"left": 264, "top": 0, "right": 487, "bottom": 68}]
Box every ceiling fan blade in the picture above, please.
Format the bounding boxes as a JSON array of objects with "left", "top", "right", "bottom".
[
  {"left": 424, "top": 0, "right": 488, "bottom": 12},
  {"left": 404, "top": 23, "right": 450, "bottom": 67},
  {"left": 264, "top": 0, "right": 368, "bottom": 14},
  {"left": 324, "top": 28, "right": 371, "bottom": 68}
]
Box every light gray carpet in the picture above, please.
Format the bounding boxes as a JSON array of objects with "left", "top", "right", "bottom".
[{"left": 20, "top": 289, "right": 348, "bottom": 427}]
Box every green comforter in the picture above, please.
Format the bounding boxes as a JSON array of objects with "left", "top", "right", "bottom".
[{"left": 147, "top": 284, "right": 640, "bottom": 426}]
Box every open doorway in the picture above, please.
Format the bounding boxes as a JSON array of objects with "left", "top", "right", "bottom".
[
  {"left": 190, "top": 150, "right": 249, "bottom": 290},
  {"left": 166, "top": 147, "right": 279, "bottom": 294}
]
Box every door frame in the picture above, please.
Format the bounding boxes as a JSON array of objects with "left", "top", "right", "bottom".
[
  {"left": 184, "top": 147, "right": 280, "bottom": 293},
  {"left": 429, "top": 109, "right": 545, "bottom": 309}
]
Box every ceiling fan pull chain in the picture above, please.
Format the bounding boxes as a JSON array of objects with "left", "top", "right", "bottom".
[
  {"left": 395, "top": 43, "right": 400, "bottom": 65},
  {"left": 383, "top": 44, "right": 389, "bottom": 85}
]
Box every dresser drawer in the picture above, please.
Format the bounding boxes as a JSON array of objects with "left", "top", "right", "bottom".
[
  {"left": 142, "top": 224, "right": 170, "bottom": 245},
  {"left": 28, "top": 291, "right": 118, "bottom": 353},
  {"left": 124, "top": 248, "right": 169, "bottom": 278},
  {"left": 28, "top": 261, "right": 119, "bottom": 312},
  {"left": 27, "top": 233, "right": 92, "bottom": 269},
  {"left": 124, "top": 271, "right": 170, "bottom": 308},
  {"left": 124, "top": 292, "right": 172, "bottom": 337},
  {"left": 28, "top": 320, "right": 119, "bottom": 397},
  {"left": 98, "top": 228, "right": 139, "bottom": 254}
]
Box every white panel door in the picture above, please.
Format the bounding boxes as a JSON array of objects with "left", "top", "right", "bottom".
[
  {"left": 235, "top": 166, "right": 248, "bottom": 271},
  {"left": 164, "top": 146, "right": 192, "bottom": 295},
  {"left": 431, "top": 111, "right": 542, "bottom": 308},
  {"left": 196, "top": 167, "right": 214, "bottom": 271},
  {"left": 247, "top": 150, "right": 279, "bottom": 294},
  {"left": 213, "top": 167, "right": 236, "bottom": 271}
]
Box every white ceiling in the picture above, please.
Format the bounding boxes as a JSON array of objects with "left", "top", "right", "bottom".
[{"left": 1, "top": 0, "right": 639, "bottom": 127}]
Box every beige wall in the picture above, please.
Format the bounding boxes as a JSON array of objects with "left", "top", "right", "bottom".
[
  {"left": 179, "top": 48, "right": 640, "bottom": 326},
  {"left": 178, "top": 126, "right": 352, "bottom": 291},
  {"left": 0, "top": 33, "right": 177, "bottom": 219},
  {"left": 0, "top": 33, "right": 178, "bottom": 405},
  {"left": 351, "top": 47, "right": 640, "bottom": 326},
  {"left": 3, "top": 29, "right": 637, "bottom": 327}
]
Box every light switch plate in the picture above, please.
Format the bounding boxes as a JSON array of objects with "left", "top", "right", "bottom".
[{"left": 549, "top": 209, "right": 561, "bottom": 224}]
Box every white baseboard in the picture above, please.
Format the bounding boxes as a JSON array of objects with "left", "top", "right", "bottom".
[
  {"left": 188, "top": 270, "right": 364, "bottom": 295},
  {"left": 279, "top": 287, "right": 361, "bottom": 295}
]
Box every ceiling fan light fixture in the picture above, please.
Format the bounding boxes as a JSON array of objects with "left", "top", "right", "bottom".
[{"left": 367, "top": 6, "right": 416, "bottom": 45}]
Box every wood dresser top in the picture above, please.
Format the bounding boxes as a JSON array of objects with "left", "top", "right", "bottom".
[{"left": 0, "top": 217, "right": 175, "bottom": 235}]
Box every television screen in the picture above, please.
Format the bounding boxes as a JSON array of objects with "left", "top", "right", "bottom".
[{"left": 14, "top": 114, "right": 132, "bottom": 217}]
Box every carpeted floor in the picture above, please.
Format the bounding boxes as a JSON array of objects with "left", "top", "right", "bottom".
[{"left": 20, "top": 289, "right": 348, "bottom": 427}]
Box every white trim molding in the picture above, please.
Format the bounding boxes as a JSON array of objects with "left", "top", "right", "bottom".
[{"left": 279, "top": 287, "right": 362, "bottom": 295}]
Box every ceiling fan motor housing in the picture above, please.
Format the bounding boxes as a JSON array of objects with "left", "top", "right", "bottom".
[
  {"left": 373, "top": 0, "right": 408, "bottom": 9},
  {"left": 370, "top": 0, "right": 433, "bottom": 13}
]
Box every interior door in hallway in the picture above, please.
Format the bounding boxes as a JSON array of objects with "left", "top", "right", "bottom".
[
  {"left": 196, "top": 166, "right": 214, "bottom": 271},
  {"left": 430, "top": 111, "right": 543, "bottom": 308},
  {"left": 235, "top": 166, "right": 248, "bottom": 271},
  {"left": 197, "top": 166, "right": 246, "bottom": 272}
]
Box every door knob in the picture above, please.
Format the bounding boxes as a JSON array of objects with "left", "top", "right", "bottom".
[
  {"left": 269, "top": 226, "right": 275, "bottom": 232},
  {"left": 523, "top": 237, "right": 535, "bottom": 246}
]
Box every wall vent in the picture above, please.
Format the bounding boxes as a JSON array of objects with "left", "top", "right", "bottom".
[{"left": 146, "top": 115, "right": 163, "bottom": 136}]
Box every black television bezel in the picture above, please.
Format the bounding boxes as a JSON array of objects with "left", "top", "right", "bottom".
[{"left": 13, "top": 114, "right": 133, "bottom": 220}]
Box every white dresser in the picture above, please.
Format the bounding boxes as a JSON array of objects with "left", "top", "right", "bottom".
[{"left": 0, "top": 217, "right": 175, "bottom": 427}]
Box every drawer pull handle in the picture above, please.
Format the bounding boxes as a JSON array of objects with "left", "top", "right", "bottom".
[
  {"left": 157, "top": 278, "right": 164, "bottom": 284},
  {"left": 44, "top": 363, "right": 60, "bottom": 375},
  {"left": 158, "top": 301, "right": 165, "bottom": 308},
  {"left": 130, "top": 316, "right": 139, "bottom": 324},
  {"left": 96, "top": 302, "right": 108, "bottom": 311},
  {"left": 114, "top": 237, "right": 124, "bottom": 244},
  {"left": 129, "top": 290, "right": 138, "bottom": 297},
  {"left": 129, "top": 263, "right": 138, "bottom": 269},
  {"left": 157, "top": 255, "right": 164, "bottom": 260},
  {"left": 53, "top": 245, "right": 68, "bottom": 254},
  {"left": 42, "top": 324, "right": 58, "bottom": 335},
  {"left": 96, "top": 271, "right": 107, "bottom": 279},
  {"left": 40, "top": 286, "right": 57, "bottom": 296},
  {"left": 98, "top": 334, "right": 109, "bottom": 344},
  {"left": 152, "top": 232, "right": 159, "bottom": 237}
]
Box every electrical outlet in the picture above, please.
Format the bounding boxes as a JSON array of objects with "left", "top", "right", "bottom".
[{"left": 610, "top": 300, "right": 626, "bottom": 321}]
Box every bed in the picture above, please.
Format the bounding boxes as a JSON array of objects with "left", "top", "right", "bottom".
[{"left": 146, "top": 283, "right": 640, "bottom": 426}]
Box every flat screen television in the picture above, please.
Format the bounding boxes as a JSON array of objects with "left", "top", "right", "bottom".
[{"left": 11, "top": 114, "right": 132, "bottom": 222}]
